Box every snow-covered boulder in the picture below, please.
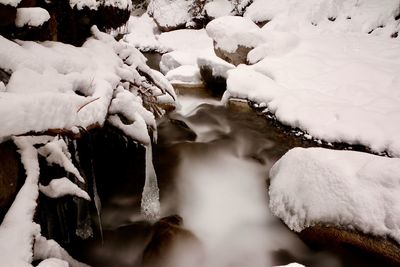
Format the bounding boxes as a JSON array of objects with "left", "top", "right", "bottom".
[
  {"left": 269, "top": 147, "right": 400, "bottom": 263},
  {"left": 147, "top": 0, "right": 205, "bottom": 31},
  {"left": 166, "top": 65, "right": 202, "bottom": 85},
  {"left": 206, "top": 16, "right": 264, "bottom": 65}
]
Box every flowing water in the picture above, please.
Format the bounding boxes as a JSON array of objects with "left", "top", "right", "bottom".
[{"left": 71, "top": 91, "right": 385, "bottom": 267}]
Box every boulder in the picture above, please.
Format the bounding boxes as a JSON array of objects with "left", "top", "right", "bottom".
[
  {"left": 300, "top": 225, "right": 400, "bottom": 266},
  {"left": 205, "top": 16, "right": 264, "bottom": 65},
  {"left": 0, "top": 4, "right": 16, "bottom": 28}
]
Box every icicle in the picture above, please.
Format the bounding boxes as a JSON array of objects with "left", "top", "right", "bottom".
[{"left": 141, "top": 144, "right": 160, "bottom": 221}]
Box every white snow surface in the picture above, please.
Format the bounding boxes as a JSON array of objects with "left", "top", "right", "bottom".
[
  {"left": 0, "top": 0, "right": 21, "bottom": 7},
  {"left": 223, "top": 32, "right": 400, "bottom": 156},
  {"left": 39, "top": 177, "right": 91, "bottom": 200},
  {"left": 147, "top": 0, "right": 191, "bottom": 29},
  {"left": 274, "top": 264, "right": 305, "bottom": 267},
  {"left": 204, "top": 0, "right": 233, "bottom": 19},
  {"left": 269, "top": 147, "right": 400, "bottom": 243},
  {"left": 123, "top": 14, "right": 169, "bottom": 52},
  {"left": 15, "top": 8, "right": 50, "bottom": 28},
  {"left": 245, "top": 0, "right": 400, "bottom": 37},
  {"left": 166, "top": 65, "right": 202, "bottom": 84},
  {"left": 197, "top": 54, "right": 235, "bottom": 79},
  {"left": 206, "top": 16, "right": 265, "bottom": 53},
  {"left": 69, "top": 0, "right": 98, "bottom": 10},
  {"left": 0, "top": 27, "right": 175, "bottom": 144}
]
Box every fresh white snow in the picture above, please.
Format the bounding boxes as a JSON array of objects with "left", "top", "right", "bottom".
[
  {"left": 39, "top": 177, "right": 91, "bottom": 200},
  {"left": 206, "top": 16, "right": 265, "bottom": 53},
  {"left": 166, "top": 65, "right": 202, "bottom": 84},
  {"left": 269, "top": 147, "right": 400, "bottom": 243},
  {"left": 15, "top": 8, "right": 50, "bottom": 28},
  {"left": 204, "top": 0, "right": 232, "bottom": 19}
]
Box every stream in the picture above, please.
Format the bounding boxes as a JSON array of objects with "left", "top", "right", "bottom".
[{"left": 70, "top": 88, "right": 385, "bottom": 267}]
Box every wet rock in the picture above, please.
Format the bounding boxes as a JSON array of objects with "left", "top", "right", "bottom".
[
  {"left": 214, "top": 43, "right": 253, "bottom": 66},
  {"left": 227, "top": 98, "right": 252, "bottom": 112},
  {"left": 299, "top": 225, "right": 400, "bottom": 267},
  {"left": 95, "top": 5, "right": 130, "bottom": 31},
  {"left": 0, "top": 141, "right": 23, "bottom": 221},
  {"left": 142, "top": 215, "right": 204, "bottom": 267},
  {"left": 0, "top": 4, "right": 16, "bottom": 31}
]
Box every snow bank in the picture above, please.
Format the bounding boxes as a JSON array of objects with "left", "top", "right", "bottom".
[
  {"left": 15, "top": 7, "right": 50, "bottom": 28},
  {"left": 206, "top": 16, "right": 265, "bottom": 53},
  {"left": 223, "top": 32, "right": 400, "bottom": 156},
  {"left": 269, "top": 147, "right": 400, "bottom": 243},
  {"left": 160, "top": 51, "right": 198, "bottom": 74},
  {"left": 245, "top": 0, "right": 400, "bottom": 37},
  {"left": 0, "top": 0, "right": 21, "bottom": 7},
  {"left": 0, "top": 27, "right": 175, "bottom": 144}
]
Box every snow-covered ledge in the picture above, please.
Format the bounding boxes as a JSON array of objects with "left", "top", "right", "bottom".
[{"left": 269, "top": 147, "right": 400, "bottom": 243}]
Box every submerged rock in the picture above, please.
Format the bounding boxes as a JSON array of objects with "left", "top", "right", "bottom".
[{"left": 142, "top": 215, "right": 204, "bottom": 267}]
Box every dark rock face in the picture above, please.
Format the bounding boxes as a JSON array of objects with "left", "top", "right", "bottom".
[
  {"left": 199, "top": 65, "right": 227, "bottom": 96},
  {"left": 300, "top": 225, "right": 400, "bottom": 267},
  {"left": 0, "top": 4, "right": 16, "bottom": 28},
  {"left": 214, "top": 44, "right": 253, "bottom": 66},
  {"left": 0, "top": 141, "right": 23, "bottom": 222}
]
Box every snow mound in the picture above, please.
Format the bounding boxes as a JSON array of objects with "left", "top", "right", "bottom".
[
  {"left": 269, "top": 147, "right": 400, "bottom": 243},
  {"left": 245, "top": 0, "right": 400, "bottom": 37},
  {"left": 123, "top": 14, "right": 169, "bottom": 53},
  {"left": 0, "top": 0, "right": 21, "bottom": 7},
  {"left": 147, "top": 0, "right": 191, "bottom": 30},
  {"left": 160, "top": 51, "right": 198, "bottom": 74},
  {"left": 166, "top": 65, "right": 202, "bottom": 84},
  {"left": 223, "top": 33, "right": 400, "bottom": 156},
  {"left": 206, "top": 16, "right": 265, "bottom": 53},
  {"left": 204, "top": 0, "right": 232, "bottom": 19},
  {"left": 15, "top": 7, "right": 50, "bottom": 28}
]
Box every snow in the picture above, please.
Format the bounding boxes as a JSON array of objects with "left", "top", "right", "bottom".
[
  {"left": 160, "top": 50, "right": 198, "bottom": 74},
  {"left": 204, "top": 0, "right": 233, "bottom": 19},
  {"left": 123, "top": 14, "right": 169, "bottom": 52},
  {"left": 69, "top": 0, "right": 98, "bottom": 10},
  {"left": 269, "top": 147, "right": 400, "bottom": 243},
  {"left": 15, "top": 8, "right": 50, "bottom": 28},
  {"left": 103, "top": 0, "right": 132, "bottom": 9},
  {"left": 274, "top": 264, "right": 305, "bottom": 267},
  {"left": 166, "top": 65, "right": 202, "bottom": 84},
  {"left": 244, "top": 0, "right": 400, "bottom": 37},
  {"left": 39, "top": 177, "right": 91, "bottom": 200},
  {"left": 38, "top": 138, "right": 85, "bottom": 183},
  {"left": 0, "top": 27, "right": 175, "bottom": 144},
  {"left": 147, "top": 0, "right": 191, "bottom": 29},
  {"left": 197, "top": 54, "right": 235, "bottom": 79},
  {"left": 36, "top": 258, "right": 69, "bottom": 267},
  {"left": 0, "top": 137, "right": 41, "bottom": 267},
  {"left": 206, "top": 16, "right": 265, "bottom": 53},
  {"left": 158, "top": 29, "right": 214, "bottom": 54},
  {"left": 223, "top": 32, "right": 400, "bottom": 156},
  {"left": 0, "top": 0, "right": 21, "bottom": 7}
]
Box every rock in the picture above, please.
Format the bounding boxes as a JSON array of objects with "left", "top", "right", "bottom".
[
  {"left": 299, "top": 225, "right": 400, "bottom": 267},
  {"left": 0, "top": 4, "right": 16, "bottom": 28},
  {"left": 0, "top": 141, "right": 23, "bottom": 221},
  {"left": 206, "top": 16, "right": 264, "bottom": 65},
  {"left": 197, "top": 55, "right": 234, "bottom": 96},
  {"left": 142, "top": 215, "right": 204, "bottom": 267},
  {"left": 214, "top": 43, "right": 253, "bottom": 66}
]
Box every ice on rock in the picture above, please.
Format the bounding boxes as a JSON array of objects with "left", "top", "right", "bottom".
[{"left": 141, "top": 145, "right": 160, "bottom": 221}]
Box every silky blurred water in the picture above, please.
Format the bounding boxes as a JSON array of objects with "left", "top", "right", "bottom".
[{"left": 71, "top": 94, "right": 385, "bottom": 267}]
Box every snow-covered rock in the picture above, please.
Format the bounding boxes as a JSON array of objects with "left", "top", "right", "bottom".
[
  {"left": 223, "top": 32, "right": 400, "bottom": 156},
  {"left": 166, "top": 65, "right": 202, "bottom": 85},
  {"left": 269, "top": 147, "right": 400, "bottom": 244},
  {"left": 160, "top": 51, "right": 198, "bottom": 74},
  {"left": 204, "top": 0, "right": 232, "bottom": 19},
  {"left": 15, "top": 7, "right": 50, "bottom": 28},
  {"left": 206, "top": 16, "right": 265, "bottom": 65}
]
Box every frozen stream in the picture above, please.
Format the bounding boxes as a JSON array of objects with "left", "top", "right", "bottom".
[{"left": 71, "top": 93, "right": 384, "bottom": 267}]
